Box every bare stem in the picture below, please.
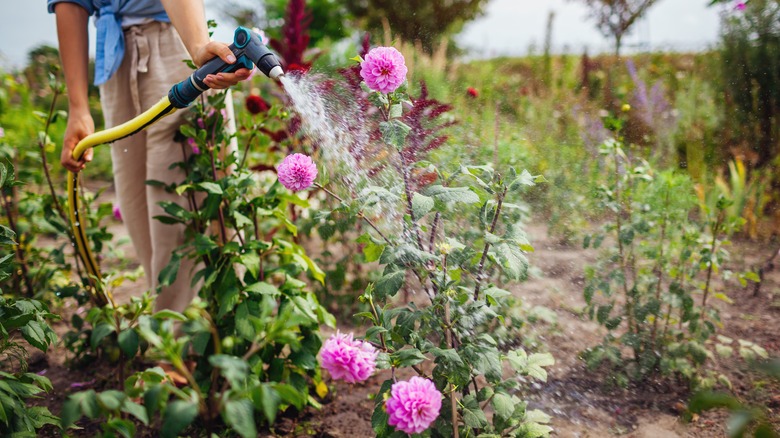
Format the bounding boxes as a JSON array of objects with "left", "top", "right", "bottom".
[
  {"left": 38, "top": 88, "right": 70, "bottom": 227},
  {"left": 315, "top": 183, "right": 392, "bottom": 245},
  {"left": 473, "top": 187, "right": 507, "bottom": 301},
  {"left": 701, "top": 211, "right": 724, "bottom": 311},
  {"left": 649, "top": 188, "right": 670, "bottom": 347}
]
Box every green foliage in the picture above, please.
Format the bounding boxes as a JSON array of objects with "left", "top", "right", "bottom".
[
  {"left": 0, "top": 72, "right": 120, "bottom": 306},
  {"left": 0, "top": 163, "right": 59, "bottom": 436},
  {"left": 328, "top": 71, "right": 554, "bottom": 436},
  {"left": 581, "top": 119, "right": 755, "bottom": 386},
  {"left": 719, "top": 0, "right": 780, "bottom": 168},
  {"left": 72, "top": 93, "right": 333, "bottom": 435}
]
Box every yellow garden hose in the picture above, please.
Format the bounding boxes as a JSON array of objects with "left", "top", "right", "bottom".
[{"left": 68, "top": 96, "right": 176, "bottom": 306}]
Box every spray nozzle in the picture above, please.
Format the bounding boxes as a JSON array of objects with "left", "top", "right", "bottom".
[{"left": 168, "top": 26, "right": 284, "bottom": 108}]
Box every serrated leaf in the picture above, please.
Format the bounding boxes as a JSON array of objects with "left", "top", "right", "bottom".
[
  {"left": 411, "top": 192, "right": 434, "bottom": 218},
  {"left": 374, "top": 270, "right": 405, "bottom": 300},
  {"left": 491, "top": 392, "right": 515, "bottom": 420}
]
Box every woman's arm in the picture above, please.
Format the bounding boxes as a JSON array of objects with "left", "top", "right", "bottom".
[
  {"left": 54, "top": 2, "right": 94, "bottom": 172},
  {"left": 160, "top": 0, "right": 250, "bottom": 88}
]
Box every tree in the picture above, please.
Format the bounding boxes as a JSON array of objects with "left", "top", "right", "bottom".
[
  {"left": 344, "top": 0, "right": 489, "bottom": 53},
  {"left": 572, "top": 0, "right": 660, "bottom": 57}
]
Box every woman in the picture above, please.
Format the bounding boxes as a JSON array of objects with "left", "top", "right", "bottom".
[{"left": 49, "top": 0, "right": 247, "bottom": 312}]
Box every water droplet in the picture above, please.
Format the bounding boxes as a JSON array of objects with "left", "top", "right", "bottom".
[{"left": 123, "top": 148, "right": 128, "bottom": 153}]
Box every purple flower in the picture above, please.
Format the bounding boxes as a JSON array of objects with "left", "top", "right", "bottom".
[
  {"left": 320, "top": 332, "right": 377, "bottom": 383},
  {"left": 0, "top": 127, "right": 5, "bottom": 138},
  {"left": 113, "top": 204, "right": 122, "bottom": 221},
  {"left": 385, "top": 377, "right": 442, "bottom": 434},
  {"left": 197, "top": 118, "right": 205, "bottom": 129},
  {"left": 277, "top": 153, "right": 318, "bottom": 192},
  {"left": 187, "top": 138, "right": 200, "bottom": 155},
  {"left": 360, "top": 47, "right": 408, "bottom": 94},
  {"left": 735, "top": 1, "right": 746, "bottom": 10}
]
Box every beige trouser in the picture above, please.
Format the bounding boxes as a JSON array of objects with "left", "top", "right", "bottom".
[{"left": 100, "top": 21, "right": 234, "bottom": 312}]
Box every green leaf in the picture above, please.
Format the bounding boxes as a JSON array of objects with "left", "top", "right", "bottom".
[
  {"left": 411, "top": 192, "right": 434, "bottom": 218},
  {"left": 374, "top": 270, "right": 405, "bottom": 300},
  {"left": 117, "top": 330, "right": 139, "bottom": 357},
  {"left": 21, "top": 320, "right": 51, "bottom": 352},
  {"left": 379, "top": 119, "right": 412, "bottom": 148},
  {"left": 245, "top": 281, "right": 280, "bottom": 297},
  {"left": 161, "top": 400, "right": 198, "bottom": 438},
  {"left": 494, "top": 242, "right": 529, "bottom": 281},
  {"left": 391, "top": 349, "right": 426, "bottom": 367},
  {"left": 90, "top": 323, "right": 115, "bottom": 350},
  {"left": 461, "top": 394, "right": 488, "bottom": 428},
  {"left": 234, "top": 303, "right": 256, "bottom": 341},
  {"left": 424, "top": 185, "right": 480, "bottom": 204},
  {"left": 158, "top": 253, "right": 181, "bottom": 287},
  {"left": 197, "top": 181, "right": 223, "bottom": 194},
  {"left": 210, "top": 355, "right": 249, "bottom": 387},
  {"left": 363, "top": 240, "right": 386, "bottom": 263},
  {"left": 97, "top": 390, "right": 125, "bottom": 410},
  {"left": 153, "top": 309, "right": 188, "bottom": 321},
  {"left": 223, "top": 399, "right": 257, "bottom": 438},
  {"left": 491, "top": 392, "right": 515, "bottom": 420},
  {"left": 252, "top": 384, "right": 281, "bottom": 423},
  {"left": 218, "top": 286, "right": 240, "bottom": 318},
  {"left": 389, "top": 103, "right": 403, "bottom": 118}
]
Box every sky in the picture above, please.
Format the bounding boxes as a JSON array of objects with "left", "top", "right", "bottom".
[{"left": 0, "top": 0, "right": 723, "bottom": 69}]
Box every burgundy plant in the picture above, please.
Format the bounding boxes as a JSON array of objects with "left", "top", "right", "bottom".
[
  {"left": 245, "top": 94, "right": 270, "bottom": 115},
  {"left": 270, "top": 0, "right": 318, "bottom": 71}
]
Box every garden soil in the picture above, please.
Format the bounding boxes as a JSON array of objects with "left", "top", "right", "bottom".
[{"left": 30, "top": 215, "right": 780, "bottom": 437}]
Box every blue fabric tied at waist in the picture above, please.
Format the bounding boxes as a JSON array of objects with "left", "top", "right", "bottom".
[{"left": 94, "top": 4, "right": 124, "bottom": 86}]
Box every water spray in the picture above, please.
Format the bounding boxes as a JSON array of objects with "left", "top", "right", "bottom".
[{"left": 67, "top": 27, "right": 283, "bottom": 306}]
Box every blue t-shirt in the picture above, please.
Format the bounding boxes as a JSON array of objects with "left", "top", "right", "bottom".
[{"left": 47, "top": 0, "right": 170, "bottom": 85}]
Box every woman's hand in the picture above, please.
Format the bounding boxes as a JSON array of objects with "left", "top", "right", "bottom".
[
  {"left": 192, "top": 41, "right": 252, "bottom": 89},
  {"left": 61, "top": 110, "right": 95, "bottom": 173}
]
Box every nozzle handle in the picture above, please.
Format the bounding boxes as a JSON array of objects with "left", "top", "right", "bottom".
[{"left": 168, "top": 27, "right": 283, "bottom": 108}]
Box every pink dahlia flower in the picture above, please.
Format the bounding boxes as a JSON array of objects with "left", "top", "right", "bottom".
[
  {"left": 360, "top": 47, "right": 408, "bottom": 94},
  {"left": 113, "top": 204, "right": 122, "bottom": 221},
  {"left": 277, "top": 153, "right": 317, "bottom": 192},
  {"left": 385, "top": 377, "right": 442, "bottom": 434},
  {"left": 320, "top": 332, "right": 377, "bottom": 383}
]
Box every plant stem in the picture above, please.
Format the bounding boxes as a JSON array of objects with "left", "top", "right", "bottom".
[
  {"left": 208, "top": 146, "right": 228, "bottom": 244},
  {"left": 429, "top": 212, "right": 440, "bottom": 252},
  {"left": 315, "top": 183, "right": 392, "bottom": 244},
  {"left": 701, "top": 211, "right": 724, "bottom": 311},
  {"left": 649, "top": 188, "right": 670, "bottom": 348},
  {"left": 38, "top": 88, "right": 70, "bottom": 228},
  {"left": 442, "top": 276, "right": 460, "bottom": 438},
  {"left": 473, "top": 187, "right": 507, "bottom": 301},
  {"left": 2, "top": 191, "right": 34, "bottom": 297},
  {"left": 238, "top": 130, "right": 258, "bottom": 170},
  {"left": 398, "top": 152, "right": 425, "bottom": 251},
  {"left": 613, "top": 144, "right": 634, "bottom": 334}
]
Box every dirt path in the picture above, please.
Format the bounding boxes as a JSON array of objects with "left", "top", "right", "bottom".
[{"left": 30, "top": 212, "right": 779, "bottom": 436}]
